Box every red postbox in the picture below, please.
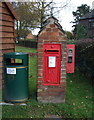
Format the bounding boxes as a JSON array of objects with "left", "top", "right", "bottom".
[
  {"left": 43, "top": 44, "right": 61, "bottom": 85},
  {"left": 66, "top": 44, "right": 75, "bottom": 73}
]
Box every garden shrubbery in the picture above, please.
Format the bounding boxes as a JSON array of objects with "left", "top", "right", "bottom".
[{"left": 75, "top": 39, "right": 94, "bottom": 79}]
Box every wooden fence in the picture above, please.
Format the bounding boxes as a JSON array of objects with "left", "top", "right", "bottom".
[{"left": 17, "top": 40, "right": 37, "bottom": 48}]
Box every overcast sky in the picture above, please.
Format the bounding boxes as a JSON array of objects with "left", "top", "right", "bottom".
[
  {"left": 59, "top": 0, "right": 94, "bottom": 31},
  {"left": 32, "top": 0, "right": 94, "bottom": 34}
]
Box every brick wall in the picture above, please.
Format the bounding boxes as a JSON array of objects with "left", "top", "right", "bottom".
[{"left": 37, "top": 17, "right": 67, "bottom": 103}]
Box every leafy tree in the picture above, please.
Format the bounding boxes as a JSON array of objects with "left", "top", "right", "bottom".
[
  {"left": 12, "top": 1, "right": 54, "bottom": 39},
  {"left": 65, "top": 31, "right": 73, "bottom": 40},
  {"left": 76, "top": 24, "right": 88, "bottom": 39},
  {"left": 11, "top": 0, "right": 71, "bottom": 39},
  {"left": 72, "top": 4, "right": 90, "bottom": 24},
  {"left": 72, "top": 4, "right": 91, "bottom": 39},
  {"left": 35, "top": 0, "right": 54, "bottom": 27}
]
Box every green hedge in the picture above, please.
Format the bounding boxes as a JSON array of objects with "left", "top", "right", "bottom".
[{"left": 75, "top": 39, "right": 94, "bottom": 78}]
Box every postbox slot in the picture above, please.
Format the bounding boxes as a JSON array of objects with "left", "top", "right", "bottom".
[{"left": 46, "top": 50, "right": 59, "bottom": 52}]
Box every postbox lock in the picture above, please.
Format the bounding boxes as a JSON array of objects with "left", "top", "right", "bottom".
[
  {"left": 51, "top": 46, "right": 54, "bottom": 48},
  {"left": 46, "top": 80, "right": 50, "bottom": 83}
]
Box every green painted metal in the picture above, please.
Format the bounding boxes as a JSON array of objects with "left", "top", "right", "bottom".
[{"left": 4, "top": 52, "right": 29, "bottom": 103}]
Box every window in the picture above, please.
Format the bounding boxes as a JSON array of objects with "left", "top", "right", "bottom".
[{"left": 88, "top": 19, "right": 94, "bottom": 29}]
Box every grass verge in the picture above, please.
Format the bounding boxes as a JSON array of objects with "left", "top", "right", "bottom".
[{"left": 2, "top": 46, "right": 93, "bottom": 119}]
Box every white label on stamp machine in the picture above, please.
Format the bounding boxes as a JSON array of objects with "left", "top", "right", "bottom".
[
  {"left": 7, "top": 68, "right": 16, "bottom": 74},
  {"left": 49, "top": 56, "right": 56, "bottom": 67}
]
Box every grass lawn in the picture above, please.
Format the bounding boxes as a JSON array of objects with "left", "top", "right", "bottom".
[{"left": 2, "top": 46, "right": 93, "bottom": 119}]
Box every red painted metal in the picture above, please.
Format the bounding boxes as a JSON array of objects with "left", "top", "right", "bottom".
[
  {"left": 43, "top": 44, "right": 61, "bottom": 85},
  {"left": 66, "top": 44, "right": 75, "bottom": 73}
]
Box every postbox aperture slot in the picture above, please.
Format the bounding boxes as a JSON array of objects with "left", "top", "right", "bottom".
[{"left": 45, "top": 50, "right": 59, "bottom": 52}]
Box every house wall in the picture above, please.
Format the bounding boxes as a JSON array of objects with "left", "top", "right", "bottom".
[{"left": 0, "top": 2, "right": 15, "bottom": 89}]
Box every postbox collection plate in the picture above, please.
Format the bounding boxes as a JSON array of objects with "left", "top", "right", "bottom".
[{"left": 48, "top": 56, "right": 56, "bottom": 67}]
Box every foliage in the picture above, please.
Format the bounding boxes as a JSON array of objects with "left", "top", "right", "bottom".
[
  {"left": 72, "top": 4, "right": 91, "bottom": 39},
  {"left": 76, "top": 24, "right": 88, "bottom": 39},
  {"left": 65, "top": 31, "right": 73, "bottom": 40},
  {"left": 15, "top": 29, "right": 30, "bottom": 39},
  {"left": 72, "top": 4, "right": 90, "bottom": 24},
  {"left": 2, "top": 46, "right": 93, "bottom": 119},
  {"left": 11, "top": 0, "right": 71, "bottom": 39},
  {"left": 12, "top": 1, "right": 54, "bottom": 39},
  {"left": 14, "top": 2, "right": 41, "bottom": 27},
  {"left": 13, "top": 2, "right": 41, "bottom": 39},
  {"left": 75, "top": 39, "right": 94, "bottom": 78}
]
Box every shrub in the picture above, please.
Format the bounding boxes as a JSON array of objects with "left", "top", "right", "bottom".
[{"left": 75, "top": 38, "right": 94, "bottom": 78}]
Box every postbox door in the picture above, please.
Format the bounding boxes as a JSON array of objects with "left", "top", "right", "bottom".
[{"left": 44, "top": 44, "right": 61, "bottom": 85}]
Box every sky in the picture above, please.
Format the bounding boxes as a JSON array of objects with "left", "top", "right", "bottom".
[
  {"left": 59, "top": 0, "right": 94, "bottom": 31},
  {"left": 32, "top": 0, "right": 94, "bottom": 35}
]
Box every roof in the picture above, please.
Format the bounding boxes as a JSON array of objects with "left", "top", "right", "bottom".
[
  {"left": 4, "top": 2, "right": 18, "bottom": 20},
  {"left": 80, "top": 9, "right": 94, "bottom": 20},
  {"left": 26, "top": 32, "right": 34, "bottom": 39},
  {"left": 38, "top": 16, "right": 65, "bottom": 35}
]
